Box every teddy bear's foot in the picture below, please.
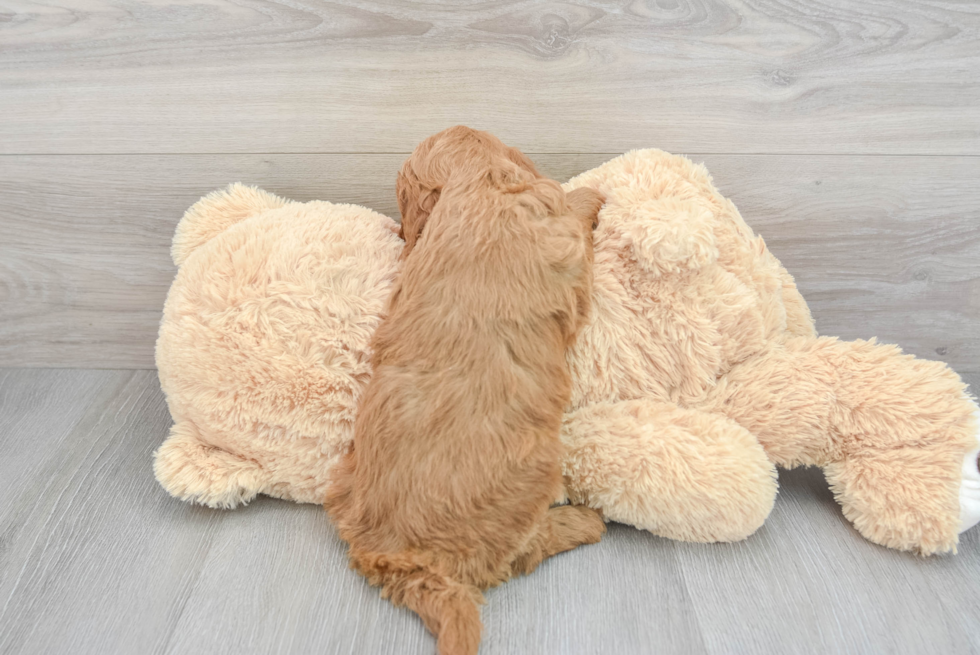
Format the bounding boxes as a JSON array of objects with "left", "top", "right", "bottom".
[
  {"left": 958, "top": 404, "right": 980, "bottom": 534},
  {"left": 153, "top": 420, "right": 269, "bottom": 509},
  {"left": 706, "top": 337, "right": 979, "bottom": 553},
  {"left": 826, "top": 430, "right": 977, "bottom": 555}
]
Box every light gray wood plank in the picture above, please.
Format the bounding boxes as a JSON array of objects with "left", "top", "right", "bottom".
[
  {"left": 0, "top": 369, "right": 222, "bottom": 655},
  {"left": 164, "top": 502, "right": 706, "bottom": 655},
  {"left": 672, "top": 378, "right": 980, "bottom": 655},
  {"left": 1, "top": 153, "right": 977, "bottom": 371},
  {"left": 705, "top": 155, "right": 980, "bottom": 373},
  {"left": 675, "top": 465, "right": 980, "bottom": 655},
  {"left": 479, "top": 525, "right": 705, "bottom": 655},
  {"left": 2, "top": 368, "right": 979, "bottom": 654},
  {"left": 0, "top": 369, "right": 129, "bottom": 516},
  {"left": 1, "top": 0, "right": 978, "bottom": 155},
  {"left": 160, "top": 500, "right": 434, "bottom": 655}
]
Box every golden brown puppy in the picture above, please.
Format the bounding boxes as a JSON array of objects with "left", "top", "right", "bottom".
[{"left": 325, "top": 126, "right": 605, "bottom": 655}]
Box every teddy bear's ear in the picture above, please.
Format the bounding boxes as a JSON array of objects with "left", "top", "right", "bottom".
[
  {"left": 564, "top": 149, "right": 721, "bottom": 277},
  {"left": 617, "top": 197, "right": 720, "bottom": 277},
  {"left": 171, "top": 183, "right": 286, "bottom": 266}
]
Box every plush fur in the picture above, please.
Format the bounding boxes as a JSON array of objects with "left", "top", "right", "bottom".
[
  {"left": 155, "top": 148, "right": 980, "bottom": 557},
  {"left": 324, "top": 127, "right": 605, "bottom": 654}
]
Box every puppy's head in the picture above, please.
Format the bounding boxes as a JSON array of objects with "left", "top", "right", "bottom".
[{"left": 396, "top": 126, "right": 541, "bottom": 255}]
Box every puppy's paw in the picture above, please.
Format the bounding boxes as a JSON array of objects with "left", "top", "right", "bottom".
[
  {"left": 553, "top": 504, "right": 606, "bottom": 546},
  {"left": 566, "top": 187, "right": 605, "bottom": 229}
]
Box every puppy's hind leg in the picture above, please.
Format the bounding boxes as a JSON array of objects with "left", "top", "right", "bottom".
[{"left": 510, "top": 505, "right": 605, "bottom": 577}]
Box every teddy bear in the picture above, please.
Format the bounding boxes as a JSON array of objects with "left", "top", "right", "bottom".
[{"left": 154, "top": 150, "right": 980, "bottom": 555}]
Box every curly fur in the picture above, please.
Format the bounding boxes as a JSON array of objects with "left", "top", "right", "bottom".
[
  {"left": 155, "top": 148, "right": 980, "bottom": 563},
  {"left": 324, "top": 127, "right": 606, "bottom": 655}
]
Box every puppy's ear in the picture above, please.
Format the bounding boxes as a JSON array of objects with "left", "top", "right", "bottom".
[
  {"left": 396, "top": 167, "right": 414, "bottom": 237},
  {"left": 488, "top": 147, "right": 540, "bottom": 194},
  {"left": 506, "top": 147, "right": 542, "bottom": 178},
  {"left": 396, "top": 166, "right": 440, "bottom": 258},
  {"left": 490, "top": 158, "right": 536, "bottom": 194}
]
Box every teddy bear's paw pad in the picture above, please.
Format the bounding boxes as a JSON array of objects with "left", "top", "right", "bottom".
[{"left": 958, "top": 407, "right": 980, "bottom": 534}]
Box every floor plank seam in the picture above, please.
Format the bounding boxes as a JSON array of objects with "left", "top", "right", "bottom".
[{"left": 3, "top": 152, "right": 980, "bottom": 158}]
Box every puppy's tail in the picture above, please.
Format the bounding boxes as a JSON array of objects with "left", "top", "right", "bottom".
[
  {"left": 357, "top": 551, "right": 484, "bottom": 655},
  {"left": 324, "top": 451, "right": 483, "bottom": 654}
]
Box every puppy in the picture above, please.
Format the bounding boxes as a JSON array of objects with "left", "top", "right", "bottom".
[{"left": 325, "top": 126, "right": 605, "bottom": 655}]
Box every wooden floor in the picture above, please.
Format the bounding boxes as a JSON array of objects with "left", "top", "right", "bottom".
[
  {"left": 1, "top": 0, "right": 978, "bottom": 370},
  {"left": 0, "top": 368, "right": 978, "bottom": 654},
  {"left": 2, "top": 0, "right": 979, "bottom": 653}
]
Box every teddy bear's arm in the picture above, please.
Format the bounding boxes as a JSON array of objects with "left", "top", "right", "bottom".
[{"left": 560, "top": 399, "right": 777, "bottom": 543}]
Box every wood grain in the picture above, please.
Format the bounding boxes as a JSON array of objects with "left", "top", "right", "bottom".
[
  {"left": 1, "top": 0, "right": 978, "bottom": 155},
  {"left": 0, "top": 369, "right": 222, "bottom": 655},
  {"left": 2, "top": 0, "right": 978, "bottom": 648},
  {"left": 0, "top": 369, "right": 978, "bottom": 654},
  {"left": 1, "top": 153, "right": 977, "bottom": 371}
]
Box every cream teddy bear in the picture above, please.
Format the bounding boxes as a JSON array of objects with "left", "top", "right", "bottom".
[{"left": 155, "top": 150, "right": 980, "bottom": 555}]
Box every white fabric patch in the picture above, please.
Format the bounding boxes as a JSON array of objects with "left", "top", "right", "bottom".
[{"left": 958, "top": 405, "right": 980, "bottom": 534}]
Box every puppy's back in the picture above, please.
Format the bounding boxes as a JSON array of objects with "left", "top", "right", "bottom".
[
  {"left": 326, "top": 128, "right": 602, "bottom": 655},
  {"left": 339, "top": 180, "right": 580, "bottom": 549}
]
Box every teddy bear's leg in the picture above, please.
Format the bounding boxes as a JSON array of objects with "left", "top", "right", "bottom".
[
  {"left": 560, "top": 400, "right": 777, "bottom": 543},
  {"left": 701, "top": 336, "right": 979, "bottom": 554},
  {"left": 153, "top": 420, "right": 270, "bottom": 509}
]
